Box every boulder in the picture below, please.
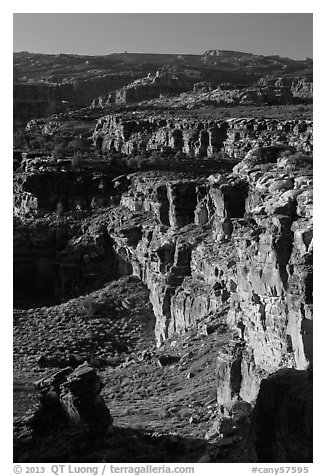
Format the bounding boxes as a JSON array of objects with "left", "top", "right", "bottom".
[{"left": 28, "top": 363, "right": 113, "bottom": 440}]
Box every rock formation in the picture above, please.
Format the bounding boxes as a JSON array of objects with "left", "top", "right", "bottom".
[
  {"left": 14, "top": 116, "right": 313, "bottom": 406},
  {"left": 105, "top": 154, "right": 312, "bottom": 403},
  {"left": 14, "top": 50, "right": 312, "bottom": 130},
  {"left": 27, "top": 363, "right": 113, "bottom": 439},
  {"left": 114, "top": 70, "right": 193, "bottom": 104},
  {"left": 93, "top": 115, "right": 313, "bottom": 158},
  {"left": 13, "top": 49, "right": 313, "bottom": 463}
]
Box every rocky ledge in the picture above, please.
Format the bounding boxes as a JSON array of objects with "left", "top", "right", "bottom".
[
  {"left": 13, "top": 107, "right": 313, "bottom": 462},
  {"left": 93, "top": 115, "right": 312, "bottom": 158},
  {"left": 14, "top": 150, "right": 312, "bottom": 404},
  {"left": 105, "top": 151, "right": 312, "bottom": 400}
]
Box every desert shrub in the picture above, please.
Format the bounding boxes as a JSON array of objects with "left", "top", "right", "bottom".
[
  {"left": 52, "top": 142, "right": 68, "bottom": 159},
  {"left": 13, "top": 129, "right": 29, "bottom": 149},
  {"left": 107, "top": 154, "right": 121, "bottom": 167},
  {"left": 210, "top": 151, "right": 235, "bottom": 163},
  {"left": 125, "top": 157, "right": 138, "bottom": 169},
  {"left": 146, "top": 156, "right": 156, "bottom": 167},
  {"left": 125, "top": 155, "right": 149, "bottom": 170},
  {"left": 148, "top": 150, "right": 160, "bottom": 159},
  {"left": 66, "top": 137, "right": 90, "bottom": 158},
  {"left": 71, "top": 155, "right": 83, "bottom": 168},
  {"left": 56, "top": 201, "right": 64, "bottom": 217},
  {"left": 20, "top": 133, "right": 52, "bottom": 154},
  {"left": 277, "top": 151, "right": 313, "bottom": 177},
  {"left": 280, "top": 151, "right": 312, "bottom": 167},
  {"left": 175, "top": 151, "right": 187, "bottom": 159}
]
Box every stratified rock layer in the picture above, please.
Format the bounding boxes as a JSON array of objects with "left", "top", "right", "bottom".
[
  {"left": 14, "top": 142, "right": 313, "bottom": 410},
  {"left": 13, "top": 49, "right": 313, "bottom": 464},
  {"left": 104, "top": 151, "right": 312, "bottom": 407},
  {"left": 13, "top": 106, "right": 313, "bottom": 467},
  {"left": 93, "top": 115, "right": 312, "bottom": 158}
]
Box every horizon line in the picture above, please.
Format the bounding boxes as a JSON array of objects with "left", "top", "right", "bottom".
[{"left": 13, "top": 49, "right": 313, "bottom": 61}]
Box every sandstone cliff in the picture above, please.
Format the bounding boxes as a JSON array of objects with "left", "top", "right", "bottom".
[
  {"left": 13, "top": 50, "right": 313, "bottom": 462},
  {"left": 93, "top": 115, "right": 313, "bottom": 158},
  {"left": 14, "top": 141, "right": 313, "bottom": 412},
  {"left": 103, "top": 153, "right": 312, "bottom": 403}
]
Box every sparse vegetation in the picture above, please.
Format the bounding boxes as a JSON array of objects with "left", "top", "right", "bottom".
[{"left": 13, "top": 48, "right": 313, "bottom": 464}]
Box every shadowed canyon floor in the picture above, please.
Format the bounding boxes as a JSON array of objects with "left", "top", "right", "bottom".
[{"left": 14, "top": 278, "right": 255, "bottom": 463}]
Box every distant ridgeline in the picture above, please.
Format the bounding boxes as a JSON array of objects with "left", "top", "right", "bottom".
[{"left": 13, "top": 50, "right": 312, "bottom": 129}]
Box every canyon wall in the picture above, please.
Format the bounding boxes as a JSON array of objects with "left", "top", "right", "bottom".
[
  {"left": 13, "top": 50, "right": 313, "bottom": 463},
  {"left": 14, "top": 116, "right": 313, "bottom": 410},
  {"left": 93, "top": 115, "right": 313, "bottom": 159},
  {"left": 104, "top": 153, "right": 312, "bottom": 404},
  {"left": 13, "top": 161, "right": 131, "bottom": 304},
  {"left": 13, "top": 73, "right": 138, "bottom": 128}
]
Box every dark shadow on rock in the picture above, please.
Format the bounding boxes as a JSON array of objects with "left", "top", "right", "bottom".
[
  {"left": 252, "top": 368, "right": 312, "bottom": 463},
  {"left": 14, "top": 424, "right": 210, "bottom": 463}
]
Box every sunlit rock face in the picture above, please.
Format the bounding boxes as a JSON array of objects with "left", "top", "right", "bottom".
[
  {"left": 105, "top": 150, "right": 312, "bottom": 405},
  {"left": 13, "top": 111, "right": 312, "bottom": 411},
  {"left": 13, "top": 50, "right": 313, "bottom": 463},
  {"left": 93, "top": 115, "right": 313, "bottom": 158}
]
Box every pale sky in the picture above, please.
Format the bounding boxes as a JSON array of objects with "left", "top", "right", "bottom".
[{"left": 13, "top": 13, "right": 313, "bottom": 59}]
